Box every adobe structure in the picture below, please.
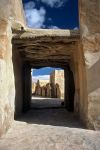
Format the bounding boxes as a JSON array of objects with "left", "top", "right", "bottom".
[
  {"left": 32, "top": 70, "right": 64, "bottom": 99},
  {"left": 32, "top": 82, "right": 36, "bottom": 94},
  {"left": 32, "top": 79, "right": 49, "bottom": 96},
  {"left": 0, "top": 0, "right": 100, "bottom": 136},
  {"left": 50, "top": 70, "right": 64, "bottom": 99}
]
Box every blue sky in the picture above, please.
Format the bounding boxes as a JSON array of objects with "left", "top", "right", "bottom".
[
  {"left": 22, "top": 0, "right": 79, "bottom": 79},
  {"left": 32, "top": 67, "right": 64, "bottom": 82},
  {"left": 22, "top": 0, "right": 79, "bottom": 29},
  {"left": 33, "top": 67, "right": 62, "bottom": 76}
]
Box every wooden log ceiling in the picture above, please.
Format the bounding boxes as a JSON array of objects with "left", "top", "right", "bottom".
[{"left": 12, "top": 29, "right": 80, "bottom": 68}]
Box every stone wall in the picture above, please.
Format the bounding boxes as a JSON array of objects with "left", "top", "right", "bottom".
[
  {"left": 79, "top": 0, "right": 100, "bottom": 129},
  {"left": 0, "top": 0, "right": 100, "bottom": 135},
  {"left": 23, "top": 64, "right": 31, "bottom": 112},
  {"left": 50, "top": 70, "right": 64, "bottom": 99},
  {"left": 46, "top": 83, "right": 51, "bottom": 97},
  {"left": 69, "top": 43, "right": 79, "bottom": 114},
  {"left": 0, "top": 0, "right": 25, "bottom": 27},
  {"left": 41, "top": 86, "right": 46, "bottom": 97},
  {"left": 0, "top": 20, "right": 15, "bottom": 136},
  {"left": 32, "top": 83, "right": 37, "bottom": 94},
  {"left": 70, "top": 41, "right": 88, "bottom": 124},
  {"left": 0, "top": 0, "right": 25, "bottom": 136},
  {"left": 35, "top": 80, "right": 42, "bottom": 96},
  {"left": 12, "top": 46, "right": 24, "bottom": 117}
]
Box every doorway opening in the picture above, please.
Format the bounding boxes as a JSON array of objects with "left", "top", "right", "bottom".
[
  {"left": 31, "top": 67, "right": 65, "bottom": 109},
  {"left": 13, "top": 28, "right": 84, "bottom": 128}
]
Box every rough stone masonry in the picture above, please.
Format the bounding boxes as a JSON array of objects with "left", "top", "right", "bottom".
[{"left": 0, "top": 0, "right": 100, "bottom": 138}]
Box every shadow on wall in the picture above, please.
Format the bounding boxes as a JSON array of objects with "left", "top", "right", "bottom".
[{"left": 12, "top": 47, "right": 23, "bottom": 117}]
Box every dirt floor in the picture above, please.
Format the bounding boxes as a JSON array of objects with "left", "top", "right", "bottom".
[{"left": 0, "top": 98, "right": 100, "bottom": 150}]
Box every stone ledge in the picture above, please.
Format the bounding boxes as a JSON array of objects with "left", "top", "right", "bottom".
[{"left": 12, "top": 28, "right": 80, "bottom": 40}]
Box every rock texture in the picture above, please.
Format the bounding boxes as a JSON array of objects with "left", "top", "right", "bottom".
[
  {"left": 0, "top": 108, "right": 100, "bottom": 150},
  {"left": 79, "top": 0, "right": 100, "bottom": 129},
  {"left": 32, "top": 83, "right": 36, "bottom": 94},
  {"left": 50, "top": 70, "right": 64, "bottom": 99},
  {"left": 46, "top": 83, "right": 52, "bottom": 97},
  {"left": 0, "top": 20, "right": 15, "bottom": 136},
  {"left": 13, "top": 29, "right": 79, "bottom": 68},
  {"left": 0, "top": 0, "right": 25, "bottom": 136},
  {"left": 35, "top": 80, "right": 42, "bottom": 96},
  {"left": 0, "top": 0, "right": 25, "bottom": 26},
  {"left": 0, "top": 0, "right": 100, "bottom": 139}
]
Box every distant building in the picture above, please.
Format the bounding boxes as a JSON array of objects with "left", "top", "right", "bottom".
[
  {"left": 50, "top": 70, "right": 64, "bottom": 99},
  {"left": 32, "top": 83, "right": 37, "bottom": 94},
  {"left": 33, "top": 70, "right": 64, "bottom": 99}
]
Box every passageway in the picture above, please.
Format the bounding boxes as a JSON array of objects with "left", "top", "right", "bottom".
[
  {"left": 15, "top": 96, "right": 82, "bottom": 128},
  {"left": 0, "top": 0, "right": 100, "bottom": 148},
  {"left": 31, "top": 67, "right": 65, "bottom": 109},
  {"left": 13, "top": 29, "right": 80, "bottom": 116},
  {"left": 23, "top": 97, "right": 81, "bottom": 128},
  {"left": 0, "top": 106, "right": 100, "bottom": 150},
  {"left": 12, "top": 29, "right": 85, "bottom": 131}
]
